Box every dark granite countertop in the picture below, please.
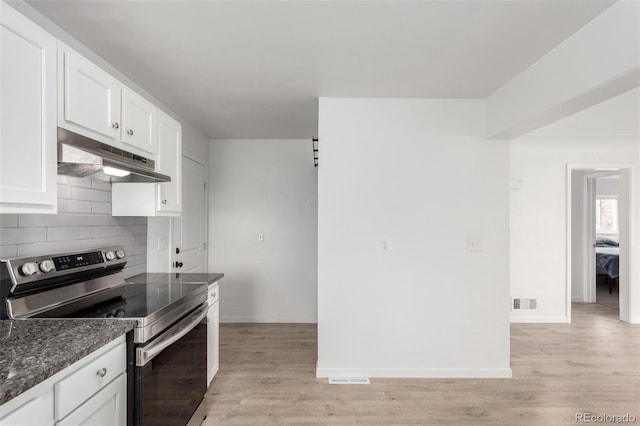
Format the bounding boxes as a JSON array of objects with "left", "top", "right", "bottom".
[
  {"left": 0, "top": 319, "right": 135, "bottom": 405},
  {"left": 126, "top": 272, "right": 224, "bottom": 285}
]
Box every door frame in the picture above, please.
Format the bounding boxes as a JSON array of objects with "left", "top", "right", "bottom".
[
  {"left": 566, "top": 163, "right": 636, "bottom": 323},
  {"left": 581, "top": 170, "right": 621, "bottom": 303}
]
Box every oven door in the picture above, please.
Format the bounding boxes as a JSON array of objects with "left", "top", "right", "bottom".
[{"left": 134, "top": 303, "right": 208, "bottom": 426}]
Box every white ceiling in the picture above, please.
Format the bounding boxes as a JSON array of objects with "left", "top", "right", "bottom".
[{"left": 26, "top": 0, "right": 615, "bottom": 139}]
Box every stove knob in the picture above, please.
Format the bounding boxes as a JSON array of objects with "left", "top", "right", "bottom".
[
  {"left": 19, "top": 262, "right": 38, "bottom": 276},
  {"left": 115, "top": 250, "right": 126, "bottom": 259},
  {"left": 105, "top": 251, "right": 116, "bottom": 261},
  {"left": 39, "top": 260, "right": 55, "bottom": 273}
]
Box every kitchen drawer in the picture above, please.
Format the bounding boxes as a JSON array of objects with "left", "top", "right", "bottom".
[
  {"left": 208, "top": 284, "right": 219, "bottom": 306},
  {"left": 56, "top": 373, "right": 126, "bottom": 426},
  {"left": 54, "top": 341, "right": 126, "bottom": 420}
]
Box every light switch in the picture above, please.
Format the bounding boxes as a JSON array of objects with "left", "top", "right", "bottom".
[
  {"left": 379, "top": 238, "right": 390, "bottom": 253},
  {"left": 257, "top": 232, "right": 264, "bottom": 242}
]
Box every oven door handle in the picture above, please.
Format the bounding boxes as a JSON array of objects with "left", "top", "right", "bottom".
[{"left": 136, "top": 303, "right": 208, "bottom": 366}]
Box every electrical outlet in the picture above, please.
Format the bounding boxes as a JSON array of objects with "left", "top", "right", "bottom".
[
  {"left": 466, "top": 237, "right": 482, "bottom": 252},
  {"left": 379, "top": 238, "right": 390, "bottom": 253},
  {"left": 257, "top": 232, "right": 264, "bottom": 242}
]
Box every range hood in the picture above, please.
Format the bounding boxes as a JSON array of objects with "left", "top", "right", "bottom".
[{"left": 57, "top": 128, "right": 170, "bottom": 183}]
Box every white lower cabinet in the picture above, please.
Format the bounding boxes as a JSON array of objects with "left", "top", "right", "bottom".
[
  {"left": 0, "top": 391, "right": 53, "bottom": 426},
  {"left": 0, "top": 336, "right": 127, "bottom": 426},
  {"left": 207, "top": 283, "right": 220, "bottom": 387}
]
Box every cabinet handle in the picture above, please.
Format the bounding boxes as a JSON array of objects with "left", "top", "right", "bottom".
[
  {"left": 96, "top": 368, "right": 107, "bottom": 377},
  {"left": 112, "top": 122, "right": 119, "bottom": 129},
  {"left": 127, "top": 129, "right": 134, "bottom": 136},
  {"left": 162, "top": 199, "right": 167, "bottom": 205}
]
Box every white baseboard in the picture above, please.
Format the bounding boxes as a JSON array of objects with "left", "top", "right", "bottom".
[
  {"left": 220, "top": 316, "right": 317, "bottom": 324},
  {"left": 316, "top": 367, "right": 512, "bottom": 379},
  {"left": 510, "top": 315, "right": 569, "bottom": 323}
]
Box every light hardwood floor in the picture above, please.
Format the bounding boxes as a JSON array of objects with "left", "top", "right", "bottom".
[{"left": 203, "top": 304, "right": 639, "bottom": 425}]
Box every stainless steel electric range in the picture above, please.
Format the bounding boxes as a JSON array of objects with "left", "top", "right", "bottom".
[{"left": 0, "top": 247, "right": 208, "bottom": 426}]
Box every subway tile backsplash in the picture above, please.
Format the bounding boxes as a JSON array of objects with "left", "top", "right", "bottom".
[{"left": 0, "top": 175, "right": 147, "bottom": 278}]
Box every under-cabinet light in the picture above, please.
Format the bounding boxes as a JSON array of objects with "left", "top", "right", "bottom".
[{"left": 103, "top": 167, "right": 131, "bottom": 177}]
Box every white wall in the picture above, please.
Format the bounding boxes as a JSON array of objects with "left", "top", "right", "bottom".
[
  {"left": 510, "top": 86, "right": 640, "bottom": 323},
  {"left": 182, "top": 124, "right": 210, "bottom": 165},
  {"left": 317, "top": 98, "right": 511, "bottom": 378},
  {"left": 510, "top": 137, "right": 638, "bottom": 322},
  {"left": 209, "top": 139, "right": 318, "bottom": 323}
]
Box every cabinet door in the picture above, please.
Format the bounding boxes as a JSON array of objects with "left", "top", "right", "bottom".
[
  {"left": 121, "top": 89, "right": 157, "bottom": 157},
  {"left": 0, "top": 395, "right": 53, "bottom": 426},
  {"left": 207, "top": 301, "right": 220, "bottom": 386},
  {"left": 61, "top": 46, "right": 120, "bottom": 141},
  {"left": 0, "top": 3, "right": 57, "bottom": 214},
  {"left": 156, "top": 111, "right": 182, "bottom": 213},
  {"left": 56, "top": 373, "right": 126, "bottom": 426}
]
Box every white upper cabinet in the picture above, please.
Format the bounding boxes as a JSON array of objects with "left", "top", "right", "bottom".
[
  {"left": 60, "top": 46, "right": 120, "bottom": 141},
  {"left": 156, "top": 111, "right": 181, "bottom": 213},
  {"left": 111, "top": 111, "right": 182, "bottom": 217},
  {"left": 0, "top": 3, "right": 57, "bottom": 214},
  {"left": 121, "top": 89, "right": 157, "bottom": 156},
  {"left": 58, "top": 43, "right": 157, "bottom": 159}
]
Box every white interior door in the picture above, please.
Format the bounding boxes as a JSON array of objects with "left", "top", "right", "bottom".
[{"left": 172, "top": 156, "right": 206, "bottom": 273}]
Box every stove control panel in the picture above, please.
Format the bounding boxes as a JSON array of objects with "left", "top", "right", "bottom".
[
  {"left": 53, "top": 251, "right": 105, "bottom": 271},
  {"left": 6, "top": 247, "right": 127, "bottom": 288}
]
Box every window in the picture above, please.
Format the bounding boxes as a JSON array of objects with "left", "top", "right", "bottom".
[{"left": 595, "top": 197, "right": 618, "bottom": 233}]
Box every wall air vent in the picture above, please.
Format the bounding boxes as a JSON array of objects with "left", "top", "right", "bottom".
[
  {"left": 513, "top": 298, "right": 537, "bottom": 310},
  {"left": 328, "top": 378, "right": 370, "bottom": 385}
]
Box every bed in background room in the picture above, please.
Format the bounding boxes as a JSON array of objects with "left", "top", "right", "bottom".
[{"left": 595, "top": 237, "right": 619, "bottom": 294}]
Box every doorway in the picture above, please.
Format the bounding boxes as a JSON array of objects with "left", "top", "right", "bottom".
[{"left": 567, "top": 165, "right": 633, "bottom": 322}]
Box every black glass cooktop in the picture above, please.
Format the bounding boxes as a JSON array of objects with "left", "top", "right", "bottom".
[{"left": 32, "top": 281, "right": 207, "bottom": 320}]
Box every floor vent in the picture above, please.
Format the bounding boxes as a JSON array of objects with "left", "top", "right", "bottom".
[
  {"left": 328, "top": 378, "right": 370, "bottom": 385},
  {"left": 513, "top": 298, "right": 537, "bottom": 310}
]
